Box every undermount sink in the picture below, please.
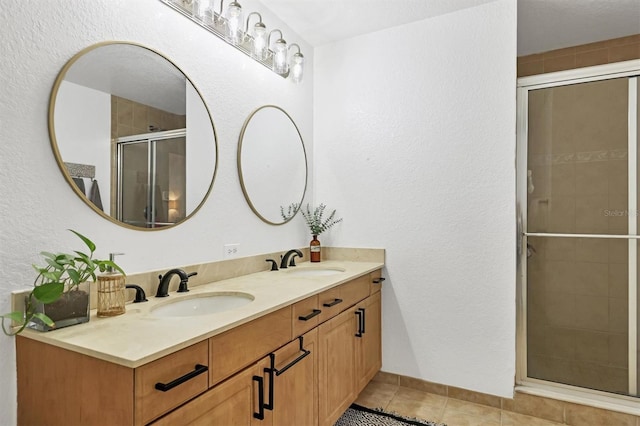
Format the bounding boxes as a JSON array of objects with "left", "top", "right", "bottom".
[
  {"left": 150, "top": 292, "right": 254, "bottom": 318},
  {"left": 285, "top": 266, "right": 346, "bottom": 277}
]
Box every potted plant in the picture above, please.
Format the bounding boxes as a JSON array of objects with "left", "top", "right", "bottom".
[
  {"left": 301, "top": 203, "right": 342, "bottom": 262},
  {"left": 1, "top": 230, "right": 124, "bottom": 336}
]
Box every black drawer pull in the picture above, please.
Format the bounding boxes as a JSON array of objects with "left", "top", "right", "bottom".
[
  {"left": 273, "top": 337, "right": 311, "bottom": 377},
  {"left": 372, "top": 277, "right": 386, "bottom": 284},
  {"left": 264, "top": 336, "right": 311, "bottom": 411},
  {"left": 252, "top": 375, "right": 265, "bottom": 420},
  {"left": 323, "top": 298, "right": 343, "bottom": 307},
  {"left": 355, "top": 310, "right": 363, "bottom": 337},
  {"left": 359, "top": 307, "right": 366, "bottom": 334},
  {"left": 154, "top": 364, "right": 208, "bottom": 392},
  {"left": 298, "top": 309, "right": 321, "bottom": 321}
]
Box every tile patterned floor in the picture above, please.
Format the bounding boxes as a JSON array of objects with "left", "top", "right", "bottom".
[{"left": 355, "top": 380, "right": 565, "bottom": 426}]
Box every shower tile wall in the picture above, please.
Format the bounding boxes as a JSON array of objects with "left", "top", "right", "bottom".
[
  {"left": 111, "top": 95, "right": 186, "bottom": 138},
  {"left": 527, "top": 78, "right": 630, "bottom": 394}
]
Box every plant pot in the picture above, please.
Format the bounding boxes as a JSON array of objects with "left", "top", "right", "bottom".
[{"left": 28, "top": 282, "right": 91, "bottom": 332}]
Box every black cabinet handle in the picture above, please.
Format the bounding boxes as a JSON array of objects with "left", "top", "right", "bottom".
[
  {"left": 252, "top": 375, "right": 265, "bottom": 420},
  {"left": 372, "top": 277, "right": 386, "bottom": 284},
  {"left": 359, "top": 308, "right": 366, "bottom": 334},
  {"left": 323, "top": 298, "right": 343, "bottom": 307},
  {"left": 273, "top": 336, "right": 311, "bottom": 377},
  {"left": 264, "top": 336, "right": 311, "bottom": 411},
  {"left": 355, "top": 310, "right": 363, "bottom": 337},
  {"left": 298, "top": 309, "right": 321, "bottom": 321},
  {"left": 154, "top": 364, "right": 208, "bottom": 392}
]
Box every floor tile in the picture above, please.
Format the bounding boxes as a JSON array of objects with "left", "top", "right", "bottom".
[
  {"left": 354, "top": 382, "right": 398, "bottom": 410},
  {"left": 385, "top": 387, "right": 447, "bottom": 422},
  {"left": 444, "top": 399, "right": 501, "bottom": 423},
  {"left": 440, "top": 408, "right": 501, "bottom": 426},
  {"left": 502, "top": 410, "right": 565, "bottom": 426}
]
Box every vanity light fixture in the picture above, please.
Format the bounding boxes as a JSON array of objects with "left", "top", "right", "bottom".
[
  {"left": 225, "top": 1, "right": 243, "bottom": 45},
  {"left": 289, "top": 44, "right": 304, "bottom": 84},
  {"left": 160, "top": 0, "right": 304, "bottom": 82},
  {"left": 269, "top": 29, "right": 288, "bottom": 75},
  {"left": 246, "top": 12, "right": 267, "bottom": 60}
]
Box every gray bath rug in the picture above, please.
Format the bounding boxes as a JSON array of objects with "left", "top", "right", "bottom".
[{"left": 335, "top": 404, "right": 445, "bottom": 426}]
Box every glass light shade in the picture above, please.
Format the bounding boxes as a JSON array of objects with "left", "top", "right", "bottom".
[
  {"left": 192, "top": 0, "right": 211, "bottom": 21},
  {"left": 290, "top": 53, "right": 304, "bottom": 83},
  {"left": 252, "top": 23, "right": 267, "bottom": 60},
  {"left": 226, "top": 2, "right": 243, "bottom": 45},
  {"left": 273, "top": 39, "right": 288, "bottom": 75}
]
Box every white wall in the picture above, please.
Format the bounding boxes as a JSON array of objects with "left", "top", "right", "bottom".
[
  {"left": 0, "top": 1, "right": 313, "bottom": 424},
  {"left": 314, "top": 0, "right": 517, "bottom": 397},
  {"left": 55, "top": 80, "right": 112, "bottom": 215}
]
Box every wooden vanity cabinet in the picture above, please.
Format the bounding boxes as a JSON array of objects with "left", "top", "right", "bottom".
[
  {"left": 151, "top": 363, "right": 262, "bottom": 426},
  {"left": 317, "top": 290, "right": 382, "bottom": 426},
  {"left": 262, "top": 328, "right": 318, "bottom": 426},
  {"left": 355, "top": 291, "right": 382, "bottom": 394},
  {"left": 16, "top": 269, "right": 382, "bottom": 426}
]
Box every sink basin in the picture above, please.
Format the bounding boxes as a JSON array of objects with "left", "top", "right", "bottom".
[
  {"left": 150, "top": 292, "right": 254, "bottom": 318},
  {"left": 285, "top": 267, "right": 346, "bottom": 277}
]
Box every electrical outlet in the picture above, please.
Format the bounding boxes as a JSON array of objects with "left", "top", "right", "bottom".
[{"left": 223, "top": 243, "right": 240, "bottom": 259}]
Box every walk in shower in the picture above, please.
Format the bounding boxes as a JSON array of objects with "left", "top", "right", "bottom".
[
  {"left": 517, "top": 60, "right": 640, "bottom": 402},
  {"left": 116, "top": 129, "right": 186, "bottom": 228}
]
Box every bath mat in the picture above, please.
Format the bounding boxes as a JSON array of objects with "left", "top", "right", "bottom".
[{"left": 335, "top": 403, "right": 445, "bottom": 426}]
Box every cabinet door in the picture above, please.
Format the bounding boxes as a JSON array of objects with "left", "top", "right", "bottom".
[
  {"left": 317, "top": 306, "right": 358, "bottom": 426},
  {"left": 267, "top": 329, "right": 318, "bottom": 426},
  {"left": 355, "top": 291, "right": 382, "bottom": 394},
  {"left": 152, "top": 365, "right": 265, "bottom": 426}
]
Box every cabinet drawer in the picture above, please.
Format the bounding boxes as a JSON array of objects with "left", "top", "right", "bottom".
[
  {"left": 209, "top": 306, "right": 292, "bottom": 386},
  {"left": 317, "top": 275, "right": 370, "bottom": 323},
  {"left": 293, "top": 295, "right": 321, "bottom": 337},
  {"left": 135, "top": 341, "right": 209, "bottom": 425},
  {"left": 338, "top": 274, "right": 370, "bottom": 309},
  {"left": 317, "top": 285, "right": 343, "bottom": 323}
]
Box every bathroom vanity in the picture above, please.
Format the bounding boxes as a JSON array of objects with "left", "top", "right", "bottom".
[{"left": 15, "top": 260, "right": 383, "bottom": 426}]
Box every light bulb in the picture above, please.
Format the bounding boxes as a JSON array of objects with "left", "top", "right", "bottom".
[
  {"left": 252, "top": 23, "right": 267, "bottom": 60},
  {"left": 225, "top": 1, "right": 243, "bottom": 45},
  {"left": 290, "top": 52, "right": 304, "bottom": 83},
  {"left": 192, "top": 0, "right": 211, "bottom": 21},
  {"left": 273, "top": 39, "right": 288, "bottom": 74}
]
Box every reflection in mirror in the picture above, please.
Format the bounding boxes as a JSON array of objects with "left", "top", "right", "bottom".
[
  {"left": 238, "top": 105, "right": 307, "bottom": 225},
  {"left": 49, "top": 41, "right": 217, "bottom": 230}
]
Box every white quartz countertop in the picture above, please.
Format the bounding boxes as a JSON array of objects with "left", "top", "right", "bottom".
[{"left": 19, "top": 260, "right": 383, "bottom": 368}]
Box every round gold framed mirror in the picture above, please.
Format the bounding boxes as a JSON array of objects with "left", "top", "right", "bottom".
[
  {"left": 238, "top": 105, "right": 308, "bottom": 225},
  {"left": 48, "top": 41, "right": 218, "bottom": 230}
]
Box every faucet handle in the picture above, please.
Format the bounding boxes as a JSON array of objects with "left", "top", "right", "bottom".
[
  {"left": 125, "top": 284, "right": 148, "bottom": 303},
  {"left": 266, "top": 259, "right": 278, "bottom": 271},
  {"left": 178, "top": 272, "right": 197, "bottom": 293}
]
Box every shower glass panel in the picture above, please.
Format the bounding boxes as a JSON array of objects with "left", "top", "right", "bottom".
[
  {"left": 526, "top": 77, "right": 632, "bottom": 395},
  {"left": 117, "top": 131, "right": 186, "bottom": 228}
]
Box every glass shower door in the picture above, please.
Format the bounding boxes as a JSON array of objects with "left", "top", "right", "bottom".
[
  {"left": 117, "top": 130, "right": 186, "bottom": 228},
  {"left": 525, "top": 76, "right": 635, "bottom": 395}
]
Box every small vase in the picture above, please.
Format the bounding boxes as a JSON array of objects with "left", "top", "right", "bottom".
[
  {"left": 28, "top": 282, "right": 91, "bottom": 332},
  {"left": 310, "top": 235, "right": 321, "bottom": 262}
]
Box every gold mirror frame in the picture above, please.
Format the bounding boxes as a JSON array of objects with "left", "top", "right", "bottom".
[
  {"left": 238, "top": 105, "right": 308, "bottom": 225},
  {"left": 48, "top": 41, "right": 218, "bottom": 231}
]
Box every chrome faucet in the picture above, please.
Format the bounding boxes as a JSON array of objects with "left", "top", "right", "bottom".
[
  {"left": 155, "top": 269, "right": 197, "bottom": 297},
  {"left": 280, "top": 249, "right": 303, "bottom": 269}
]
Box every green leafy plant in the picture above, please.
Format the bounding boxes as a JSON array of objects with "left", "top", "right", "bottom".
[
  {"left": 280, "top": 203, "right": 300, "bottom": 222},
  {"left": 301, "top": 203, "right": 343, "bottom": 236},
  {"left": 1, "top": 230, "right": 125, "bottom": 336}
]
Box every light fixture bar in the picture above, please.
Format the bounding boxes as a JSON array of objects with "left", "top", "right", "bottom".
[{"left": 160, "top": 0, "right": 302, "bottom": 81}]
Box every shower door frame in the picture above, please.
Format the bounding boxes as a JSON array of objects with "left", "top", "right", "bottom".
[
  {"left": 516, "top": 59, "right": 640, "bottom": 408},
  {"left": 115, "top": 128, "right": 186, "bottom": 228}
]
